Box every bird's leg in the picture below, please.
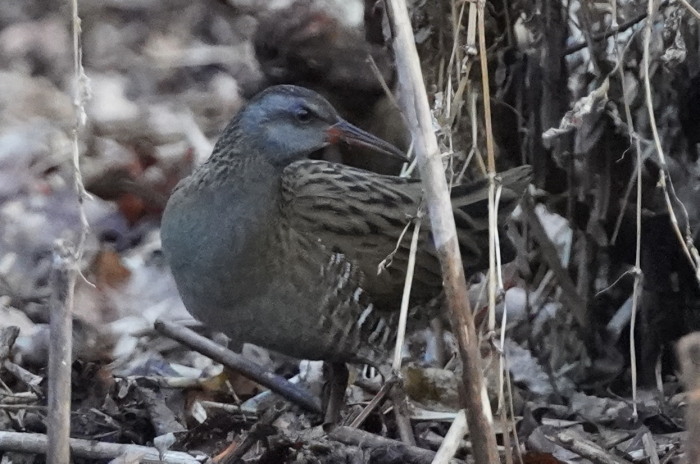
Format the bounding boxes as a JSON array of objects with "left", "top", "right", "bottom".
[{"left": 322, "top": 361, "right": 349, "bottom": 429}]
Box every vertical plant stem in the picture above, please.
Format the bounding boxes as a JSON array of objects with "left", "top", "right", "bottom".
[
  {"left": 384, "top": 1, "right": 500, "bottom": 462},
  {"left": 48, "top": 1, "right": 90, "bottom": 461}
]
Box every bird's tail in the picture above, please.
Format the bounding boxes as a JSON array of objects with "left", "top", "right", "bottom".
[{"left": 450, "top": 165, "right": 533, "bottom": 274}]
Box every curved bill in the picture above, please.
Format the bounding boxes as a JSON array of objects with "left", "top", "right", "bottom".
[{"left": 325, "top": 120, "right": 408, "bottom": 161}]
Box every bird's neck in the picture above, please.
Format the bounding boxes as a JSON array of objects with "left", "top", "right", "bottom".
[
  {"left": 203, "top": 152, "right": 283, "bottom": 214},
  {"left": 174, "top": 153, "right": 284, "bottom": 281}
]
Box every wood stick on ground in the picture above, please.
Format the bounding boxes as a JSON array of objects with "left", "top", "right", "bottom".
[
  {"left": 349, "top": 376, "right": 396, "bottom": 428},
  {"left": 47, "top": 247, "right": 74, "bottom": 464},
  {"left": 390, "top": 379, "right": 416, "bottom": 445},
  {"left": 383, "top": 1, "right": 500, "bottom": 463},
  {"left": 546, "top": 428, "right": 632, "bottom": 464},
  {"left": 0, "top": 431, "right": 203, "bottom": 463},
  {"left": 3, "top": 360, "right": 43, "bottom": 395},
  {"left": 677, "top": 332, "right": 700, "bottom": 464},
  {"left": 329, "top": 426, "right": 465, "bottom": 464},
  {"left": 432, "top": 409, "right": 468, "bottom": 464},
  {"left": 154, "top": 319, "right": 322, "bottom": 414},
  {"left": 216, "top": 403, "right": 284, "bottom": 464},
  {"left": 0, "top": 327, "right": 19, "bottom": 362},
  {"left": 0, "top": 326, "right": 43, "bottom": 396}
]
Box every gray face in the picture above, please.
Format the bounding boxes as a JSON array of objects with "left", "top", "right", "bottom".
[
  {"left": 236, "top": 85, "right": 341, "bottom": 166},
  {"left": 221, "top": 85, "right": 406, "bottom": 167}
]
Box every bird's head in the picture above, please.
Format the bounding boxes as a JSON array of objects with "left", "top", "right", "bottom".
[{"left": 222, "top": 85, "right": 406, "bottom": 167}]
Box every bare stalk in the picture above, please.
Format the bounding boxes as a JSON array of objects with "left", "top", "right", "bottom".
[
  {"left": 48, "top": 0, "right": 90, "bottom": 461},
  {"left": 392, "top": 214, "right": 423, "bottom": 370},
  {"left": 642, "top": 0, "right": 700, "bottom": 281},
  {"left": 384, "top": 1, "right": 500, "bottom": 463},
  {"left": 676, "top": 333, "right": 700, "bottom": 464},
  {"left": 612, "top": 2, "right": 644, "bottom": 421}
]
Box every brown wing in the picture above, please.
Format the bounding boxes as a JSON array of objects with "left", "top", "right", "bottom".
[
  {"left": 280, "top": 160, "right": 531, "bottom": 309},
  {"left": 448, "top": 164, "right": 533, "bottom": 273},
  {"left": 280, "top": 160, "right": 438, "bottom": 308}
]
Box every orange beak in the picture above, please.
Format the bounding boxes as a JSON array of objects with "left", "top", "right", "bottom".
[{"left": 326, "top": 120, "right": 407, "bottom": 161}]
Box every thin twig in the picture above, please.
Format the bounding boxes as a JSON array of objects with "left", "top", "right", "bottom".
[
  {"left": 3, "top": 360, "right": 43, "bottom": 395},
  {"left": 431, "top": 409, "right": 467, "bottom": 464},
  {"left": 392, "top": 213, "right": 423, "bottom": 370},
  {"left": 676, "top": 333, "right": 700, "bottom": 464},
  {"left": 678, "top": 0, "right": 700, "bottom": 20},
  {"left": 613, "top": 13, "right": 644, "bottom": 420},
  {"left": 564, "top": 10, "right": 648, "bottom": 55},
  {"left": 497, "top": 300, "right": 515, "bottom": 464},
  {"left": 348, "top": 378, "right": 395, "bottom": 428},
  {"left": 642, "top": 0, "right": 700, "bottom": 282},
  {"left": 474, "top": 2, "right": 498, "bottom": 323},
  {"left": 219, "top": 404, "right": 284, "bottom": 464},
  {"left": 378, "top": 220, "right": 414, "bottom": 279},
  {"left": 47, "top": 0, "right": 90, "bottom": 459},
  {"left": 47, "top": 249, "right": 73, "bottom": 464},
  {"left": 367, "top": 55, "right": 403, "bottom": 117},
  {"left": 0, "top": 327, "right": 19, "bottom": 363},
  {"left": 505, "top": 357, "right": 524, "bottom": 464},
  {"left": 154, "top": 320, "right": 321, "bottom": 413},
  {"left": 329, "top": 426, "right": 454, "bottom": 464},
  {"left": 199, "top": 400, "right": 256, "bottom": 418},
  {"left": 465, "top": 0, "right": 478, "bottom": 56},
  {"left": 642, "top": 431, "right": 661, "bottom": 464},
  {"left": 387, "top": 210, "right": 423, "bottom": 446},
  {"left": 547, "top": 428, "right": 632, "bottom": 464},
  {"left": 0, "top": 431, "right": 204, "bottom": 463},
  {"left": 0, "top": 405, "right": 46, "bottom": 411},
  {"left": 390, "top": 381, "right": 416, "bottom": 445}
]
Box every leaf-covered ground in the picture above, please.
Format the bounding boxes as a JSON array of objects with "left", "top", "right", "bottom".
[{"left": 0, "top": 0, "right": 698, "bottom": 462}]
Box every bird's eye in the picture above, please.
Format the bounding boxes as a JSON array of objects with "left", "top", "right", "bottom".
[{"left": 295, "top": 107, "right": 313, "bottom": 123}]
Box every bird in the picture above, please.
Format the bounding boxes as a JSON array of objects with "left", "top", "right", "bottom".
[{"left": 161, "top": 85, "right": 531, "bottom": 366}]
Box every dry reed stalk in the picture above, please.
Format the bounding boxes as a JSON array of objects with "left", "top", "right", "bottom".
[{"left": 384, "top": 0, "right": 500, "bottom": 462}]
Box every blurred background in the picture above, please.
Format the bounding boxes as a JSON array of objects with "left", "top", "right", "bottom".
[{"left": 1, "top": 0, "right": 700, "bottom": 461}]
